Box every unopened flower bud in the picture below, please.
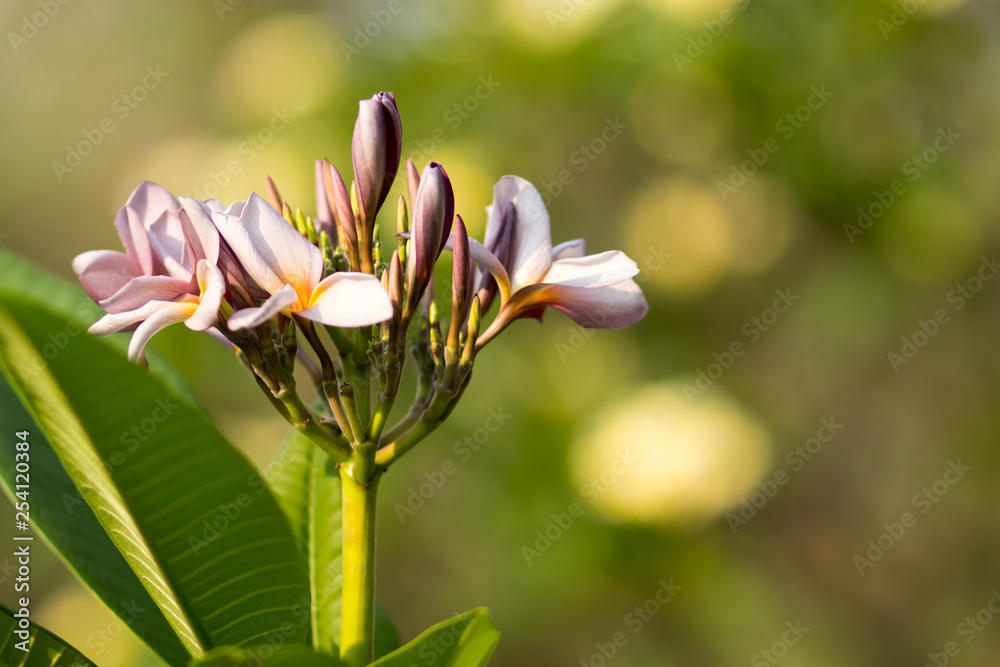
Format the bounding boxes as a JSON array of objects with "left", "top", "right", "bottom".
[
  {"left": 447, "top": 215, "right": 471, "bottom": 350},
  {"left": 405, "top": 162, "right": 454, "bottom": 315},
  {"left": 352, "top": 91, "right": 402, "bottom": 226},
  {"left": 381, "top": 262, "right": 390, "bottom": 289},
  {"left": 314, "top": 160, "right": 335, "bottom": 243},
  {"left": 319, "top": 230, "right": 334, "bottom": 268},
  {"left": 406, "top": 157, "right": 420, "bottom": 211},
  {"left": 350, "top": 181, "right": 360, "bottom": 226},
  {"left": 266, "top": 175, "right": 283, "bottom": 212},
  {"left": 396, "top": 194, "right": 409, "bottom": 266},
  {"left": 380, "top": 252, "right": 402, "bottom": 343},
  {"left": 397, "top": 194, "right": 409, "bottom": 235},
  {"left": 428, "top": 299, "right": 444, "bottom": 370},
  {"left": 295, "top": 208, "right": 318, "bottom": 244},
  {"left": 388, "top": 250, "right": 404, "bottom": 314},
  {"left": 429, "top": 300, "right": 439, "bottom": 328},
  {"left": 420, "top": 276, "right": 436, "bottom": 321},
  {"left": 461, "top": 295, "right": 481, "bottom": 364},
  {"left": 321, "top": 159, "right": 357, "bottom": 251}
]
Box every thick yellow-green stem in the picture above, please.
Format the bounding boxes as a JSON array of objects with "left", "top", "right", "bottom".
[{"left": 340, "top": 446, "right": 379, "bottom": 667}]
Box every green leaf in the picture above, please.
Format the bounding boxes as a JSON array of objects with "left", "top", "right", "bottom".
[
  {"left": 0, "top": 247, "right": 223, "bottom": 666},
  {"left": 266, "top": 429, "right": 344, "bottom": 654},
  {"left": 0, "top": 248, "right": 103, "bottom": 332},
  {"left": 370, "top": 609, "right": 499, "bottom": 667},
  {"left": 0, "top": 603, "right": 98, "bottom": 666},
  {"left": 266, "top": 430, "right": 400, "bottom": 659},
  {"left": 190, "top": 645, "right": 343, "bottom": 667},
  {"left": 372, "top": 607, "right": 400, "bottom": 660},
  {"left": 0, "top": 374, "right": 191, "bottom": 667},
  {"left": 0, "top": 295, "right": 311, "bottom": 659}
]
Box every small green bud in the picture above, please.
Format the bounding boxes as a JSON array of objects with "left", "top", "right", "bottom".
[
  {"left": 297, "top": 209, "right": 318, "bottom": 244},
  {"left": 397, "top": 194, "right": 409, "bottom": 235},
  {"left": 429, "top": 320, "right": 440, "bottom": 345},
  {"left": 461, "top": 296, "right": 481, "bottom": 364},
  {"left": 319, "top": 230, "right": 334, "bottom": 266},
  {"left": 350, "top": 180, "right": 361, "bottom": 224}
]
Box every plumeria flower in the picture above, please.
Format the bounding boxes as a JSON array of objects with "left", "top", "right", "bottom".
[
  {"left": 73, "top": 181, "right": 221, "bottom": 314},
  {"left": 212, "top": 193, "right": 393, "bottom": 330},
  {"left": 73, "top": 181, "right": 236, "bottom": 362},
  {"left": 88, "top": 259, "right": 226, "bottom": 363},
  {"left": 472, "top": 176, "right": 648, "bottom": 347},
  {"left": 178, "top": 197, "right": 263, "bottom": 308}
]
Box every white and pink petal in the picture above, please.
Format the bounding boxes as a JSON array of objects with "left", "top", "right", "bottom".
[
  {"left": 98, "top": 275, "right": 191, "bottom": 314},
  {"left": 115, "top": 207, "right": 155, "bottom": 275},
  {"left": 127, "top": 302, "right": 198, "bottom": 364},
  {"left": 177, "top": 197, "right": 222, "bottom": 265},
  {"left": 185, "top": 261, "right": 226, "bottom": 331},
  {"left": 541, "top": 251, "right": 639, "bottom": 288},
  {"left": 535, "top": 279, "right": 648, "bottom": 329},
  {"left": 212, "top": 211, "right": 286, "bottom": 296},
  {"left": 237, "top": 194, "right": 324, "bottom": 297},
  {"left": 73, "top": 250, "right": 142, "bottom": 303},
  {"left": 488, "top": 176, "right": 553, "bottom": 291},
  {"left": 227, "top": 284, "right": 300, "bottom": 331},
  {"left": 126, "top": 180, "right": 180, "bottom": 224},
  {"left": 552, "top": 239, "right": 586, "bottom": 260},
  {"left": 89, "top": 298, "right": 194, "bottom": 336},
  {"left": 478, "top": 279, "right": 648, "bottom": 347},
  {"left": 298, "top": 272, "right": 393, "bottom": 328}
]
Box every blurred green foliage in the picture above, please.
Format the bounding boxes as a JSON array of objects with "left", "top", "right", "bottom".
[{"left": 2, "top": 0, "right": 1000, "bottom": 665}]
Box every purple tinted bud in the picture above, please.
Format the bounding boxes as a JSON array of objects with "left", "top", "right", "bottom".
[
  {"left": 322, "top": 159, "right": 357, "bottom": 249},
  {"left": 313, "top": 160, "right": 334, "bottom": 241},
  {"left": 406, "top": 157, "right": 420, "bottom": 212},
  {"left": 448, "top": 215, "right": 471, "bottom": 349},
  {"left": 266, "top": 175, "right": 283, "bottom": 213},
  {"left": 351, "top": 91, "right": 402, "bottom": 225},
  {"left": 406, "top": 162, "right": 454, "bottom": 311},
  {"left": 388, "top": 250, "right": 404, "bottom": 323}
]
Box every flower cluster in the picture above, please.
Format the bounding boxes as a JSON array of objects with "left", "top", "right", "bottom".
[{"left": 74, "top": 92, "right": 648, "bottom": 472}]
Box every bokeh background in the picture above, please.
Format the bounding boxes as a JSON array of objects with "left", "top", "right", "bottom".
[{"left": 3, "top": 0, "right": 1000, "bottom": 665}]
